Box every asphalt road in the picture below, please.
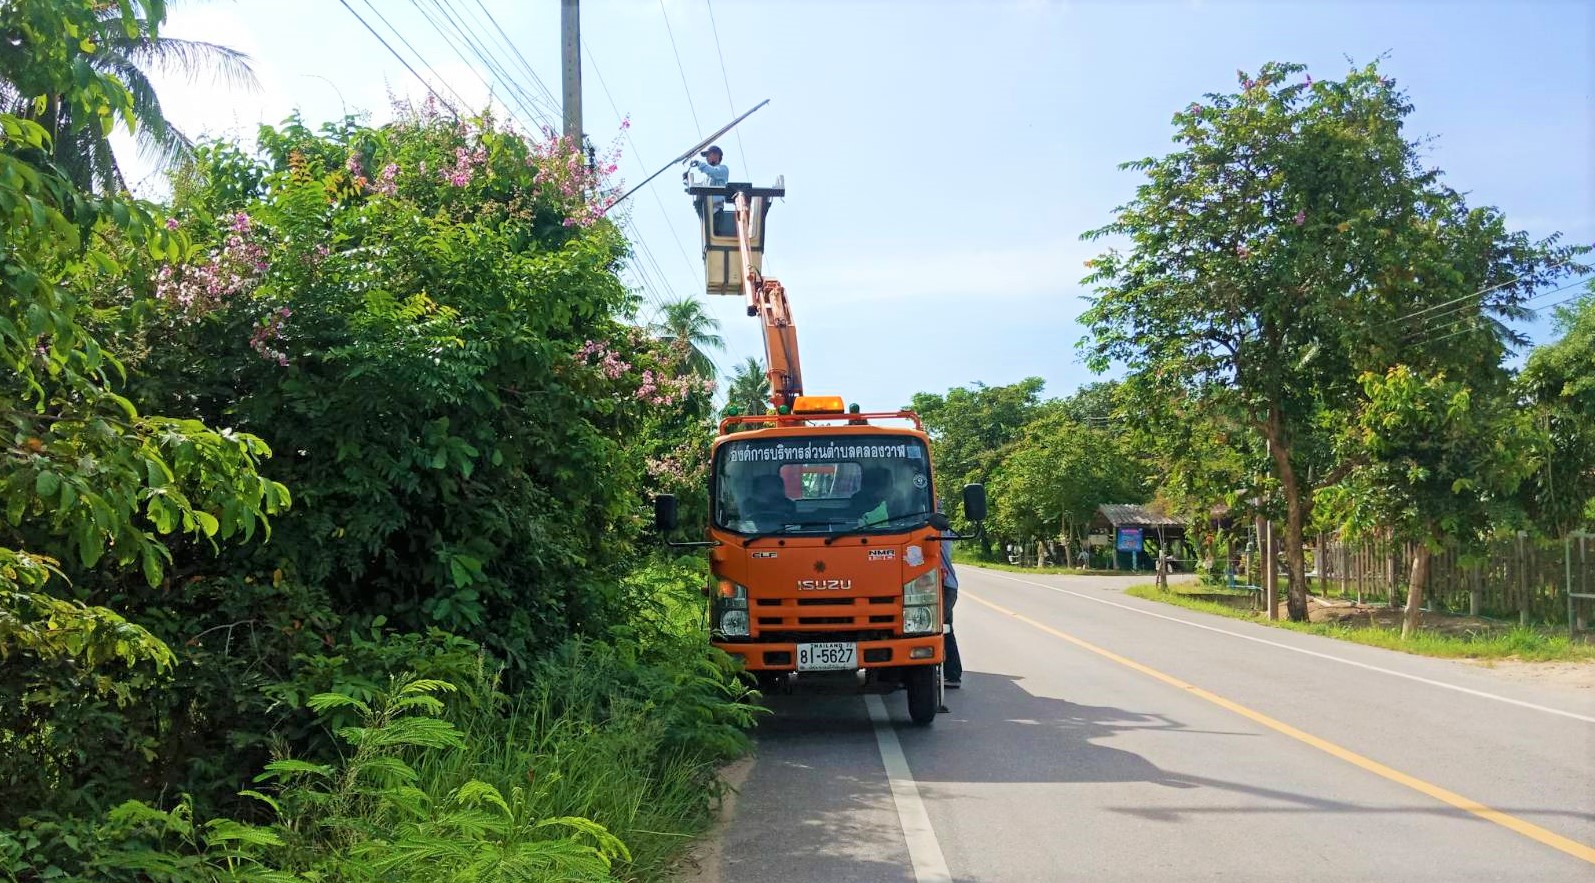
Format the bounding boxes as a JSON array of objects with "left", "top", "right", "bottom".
[{"left": 688, "top": 567, "right": 1595, "bottom": 882}]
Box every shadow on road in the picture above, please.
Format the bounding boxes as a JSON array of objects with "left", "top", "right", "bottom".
[
  {"left": 886, "top": 670, "right": 1595, "bottom": 828},
  {"left": 897, "top": 669, "right": 1246, "bottom": 787}
]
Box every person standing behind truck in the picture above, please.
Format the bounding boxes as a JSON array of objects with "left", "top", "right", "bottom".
[{"left": 940, "top": 525, "right": 962, "bottom": 688}]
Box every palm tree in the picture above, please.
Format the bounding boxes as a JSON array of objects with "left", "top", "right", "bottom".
[
  {"left": 724, "top": 356, "right": 771, "bottom": 414},
  {"left": 0, "top": 1, "right": 258, "bottom": 193},
  {"left": 651, "top": 297, "right": 725, "bottom": 378}
]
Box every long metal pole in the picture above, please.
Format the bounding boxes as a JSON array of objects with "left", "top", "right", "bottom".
[
  {"left": 604, "top": 100, "right": 771, "bottom": 212},
  {"left": 561, "top": 0, "right": 582, "bottom": 143}
]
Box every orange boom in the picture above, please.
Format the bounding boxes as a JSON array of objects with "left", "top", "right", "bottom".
[{"left": 654, "top": 176, "right": 987, "bottom": 725}]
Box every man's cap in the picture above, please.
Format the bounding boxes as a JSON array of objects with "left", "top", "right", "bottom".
[{"left": 700, "top": 144, "right": 723, "bottom": 157}]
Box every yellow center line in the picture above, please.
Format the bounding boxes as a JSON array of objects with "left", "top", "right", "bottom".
[{"left": 964, "top": 591, "right": 1595, "bottom": 867}]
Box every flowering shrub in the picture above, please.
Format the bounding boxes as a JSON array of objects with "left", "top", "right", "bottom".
[{"left": 129, "top": 110, "right": 709, "bottom": 670}]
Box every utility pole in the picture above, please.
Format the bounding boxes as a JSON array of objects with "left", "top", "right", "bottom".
[{"left": 561, "top": 0, "right": 582, "bottom": 143}]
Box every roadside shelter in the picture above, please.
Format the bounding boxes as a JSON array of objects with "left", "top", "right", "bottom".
[{"left": 1090, "top": 504, "right": 1186, "bottom": 571}]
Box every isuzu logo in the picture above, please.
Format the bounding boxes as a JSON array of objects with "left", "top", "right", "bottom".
[{"left": 797, "top": 579, "right": 852, "bottom": 591}]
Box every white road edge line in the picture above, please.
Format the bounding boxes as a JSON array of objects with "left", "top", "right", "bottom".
[
  {"left": 981, "top": 571, "right": 1595, "bottom": 726},
  {"left": 865, "top": 694, "right": 953, "bottom": 883}
]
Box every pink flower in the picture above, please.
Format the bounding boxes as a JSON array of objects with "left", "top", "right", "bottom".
[
  {"left": 375, "top": 162, "right": 400, "bottom": 196},
  {"left": 1293, "top": 210, "right": 1306, "bottom": 226},
  {"left": 231, "top": 212, "right": 252, "bottom": 233},
  {"left": 165, "top": 217, "right": 180, "bottom": 230},
  {"left": 1236, "top": 244, "right": 1251, "bottom": 258},
  {"left": 1189, "top": 102, "right": 1202, "bottom": 114}
]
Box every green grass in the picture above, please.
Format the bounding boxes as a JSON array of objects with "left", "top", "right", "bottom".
[
  {"left": 1124, "top": 584, "right": 1595, "bottom": 663},
  {"left": 409, "top": 646, "right": 748, "bottom": 882}
]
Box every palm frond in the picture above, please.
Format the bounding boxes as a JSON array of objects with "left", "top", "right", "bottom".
[
  {"left": 99, "top": 57, "right": 192, "bottom": 168},
  {"left": 119, "top": 34, "right": 260, "bottom": 92}
]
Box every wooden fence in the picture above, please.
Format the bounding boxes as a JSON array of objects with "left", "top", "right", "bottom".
[{"left": 1311, "top": 533, "right": 1594, "bottom": 628}]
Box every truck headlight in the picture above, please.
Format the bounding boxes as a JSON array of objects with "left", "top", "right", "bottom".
[
  {"left": 903, "top": 604, "right": 936, "bottom": 635},
  {"left": 720, "top": 609, "right": 750, "bottom": 637},
  {"left": 716, "top": 580, "right": 749, "bottom": 608},
  {"left": 903, "top": 571, "right": 939, "bottom": 607}
]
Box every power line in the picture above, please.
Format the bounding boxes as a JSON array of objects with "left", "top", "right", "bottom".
[
  {"left": 358, "top": 1, "right": 673, "bottom": 316},
  {"left": 1411, "top": 276, "right": 1593, "bottom": 348},
  {"left": 1399, "top": 251, "right": 1591, "bottom": 332},
  {"left": 432, "top": 0, "right": 560, "bottom": 129},
  {"left": 339, "top": 0, "right": 469, "bottom": 115},
  {"left": 585, "top": 41, "right": 701, "bottom": 281},
  {"left": 405, "top": 0, "right": 508, "bottom": 119},
  {"left": 703, "top": 0, "right": 749, "bottom": 178},
  {"left": 1422, "top": 287, "right": 1590, "bottom": 349},
  {"left": 415, "top": 0, "right": 556, "bottom": 133},
  {"left": 657, "top": 0, "right": 703, "bottom": 136},
  {"left": 440, "top": 3, "right": 679, "bottom": 313},
  {"left": 462, "top": 0, "right": 563, "bottom": 116},
  {"left": 1423, "top": 276, "right": 1591, "bottom": 342}
]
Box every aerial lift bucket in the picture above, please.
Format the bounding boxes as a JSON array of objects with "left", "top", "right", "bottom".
[{"left": 686, "top": 179, "right": 784, "bottom": 297}]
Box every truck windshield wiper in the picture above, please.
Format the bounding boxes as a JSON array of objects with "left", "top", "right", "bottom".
[
  {"left": 742, "top": 521, "right": 833, "bottom": 547},
  {"left": 822, "top": 510, "right": 936, "bottom": 545}
]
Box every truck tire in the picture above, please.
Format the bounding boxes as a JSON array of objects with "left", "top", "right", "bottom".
[{"left": 904, "top": 664, "right": 938, "bottom": 726}]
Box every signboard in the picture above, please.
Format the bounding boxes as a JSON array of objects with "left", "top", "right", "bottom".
[
  {"left": 1087, "top": 534, "right": 1111, "bottom": 547},
  {"left": 1115, "top": 527, "right": 1143, "bottom": 552},
  {"left": 725, "top": 437, "right": 924, "bottom": 464}
]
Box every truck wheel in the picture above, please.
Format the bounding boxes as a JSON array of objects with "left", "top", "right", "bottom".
[{"left": 904, "top": 664, "right": 938, "bottom": 726}]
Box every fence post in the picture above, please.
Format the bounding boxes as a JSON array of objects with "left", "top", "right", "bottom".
[
  {"left": 1582, "top": 534, "right": 1590, "bottom": 632},
  {"left": 1356, "top": 542, "right": 1364, "bottom": 605},
  {"left": 1569, "top": 535, "right": 1576, "bottom": 637},
  {"left": 1518, "top": 532, "right": 1530, "bottom": 627}
]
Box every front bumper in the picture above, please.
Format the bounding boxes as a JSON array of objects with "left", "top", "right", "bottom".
[{"left": 714, "top": 635, "right": 944, "bottom": 671}]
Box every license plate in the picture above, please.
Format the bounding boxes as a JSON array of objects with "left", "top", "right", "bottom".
[{"left": 796, "top": 641, "right": 857, "bottom": 671}]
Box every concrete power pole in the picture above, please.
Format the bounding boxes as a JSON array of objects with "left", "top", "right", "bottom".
[{"left": 561, "top": 0, "right": 582, "bottom": 143}]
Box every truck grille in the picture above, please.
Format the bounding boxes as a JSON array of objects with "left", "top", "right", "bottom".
[{"left": 750, "top": 596, "right": 899, "bottom": 637}]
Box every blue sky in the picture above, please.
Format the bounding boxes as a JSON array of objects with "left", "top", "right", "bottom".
[{"left": 123, "top": 0, "right": 1594, "bottom": 410}]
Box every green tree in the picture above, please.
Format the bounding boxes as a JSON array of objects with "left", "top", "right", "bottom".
[
  {"left": 0, "top": 0, "right": 257, "bottom": 192},
  {"left": 724, "top": 355, "right": 771, "bottom": 414},
  {"left": 1080, "top": 61, "right": 1584, "bottom": 621},
  {"left": 911, "top": 378, "right": 1045, "bottom": 553},
  {"left": 988, "top": 413, "right": 1148, "bottom": 559},
  {"left": 1518, "top": 286, "right": 1595, "bottom": 534},
  {"left": 1, "top": 0, "right": 286, "bottom": 818},
  {"left": 651, "top": 296, "right": 724, "bottom": 378},
  {"left": 1327, "top": 367, "right": 1535, "bottom": 637}
]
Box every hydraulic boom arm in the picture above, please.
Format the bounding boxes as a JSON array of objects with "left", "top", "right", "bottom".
[{"left": 732, "top": 191, "right": 802, "bottom": 410}]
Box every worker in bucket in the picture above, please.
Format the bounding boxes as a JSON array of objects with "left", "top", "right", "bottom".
[{"left": 688, "top": 145, "right": 735, "bottom": 235}]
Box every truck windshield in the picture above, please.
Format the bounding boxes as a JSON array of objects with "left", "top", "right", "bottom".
[{"left": 713, "top": 435, "right": 935, "bottom": 535}]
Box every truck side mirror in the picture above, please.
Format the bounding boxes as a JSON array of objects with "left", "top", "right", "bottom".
[
  {"left": 653, "top": 494, "right": 679, "bottom": 533},
  {"left": 962, "top": 483, "right": 987, "bottom": 523}
]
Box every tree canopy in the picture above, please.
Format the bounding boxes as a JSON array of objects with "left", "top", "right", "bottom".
[{"left": 1079, "top": 60, "right": 1586, "bottom": 619}]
